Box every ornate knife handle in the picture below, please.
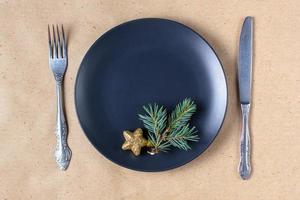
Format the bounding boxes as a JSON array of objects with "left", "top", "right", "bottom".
[
  {"left": 55, "top": 82, "right": 71, "bottom": 170},
  {"left": 238, "top": 104, "right": 251, "bottom": 179}
]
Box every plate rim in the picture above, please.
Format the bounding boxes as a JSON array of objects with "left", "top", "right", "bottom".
[{"left": 74, "top": 17, "right": 228, "bottom": 172}]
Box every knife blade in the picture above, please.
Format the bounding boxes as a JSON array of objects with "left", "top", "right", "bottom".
[
  {"left": 238, "top": 16, "right": 253, "bottom": 180},
  {"left": 238, "top": 17, "right": 253, "bottom": 104}
]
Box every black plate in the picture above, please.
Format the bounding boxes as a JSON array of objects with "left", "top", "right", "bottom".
[{"left": 75, "top": 18, "right": 227, "bottom": 172}]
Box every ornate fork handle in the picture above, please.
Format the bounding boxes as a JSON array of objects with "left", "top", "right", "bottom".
[
  {"left": 238, "top": 104, "right": 251, "bottom": 179},
  {"left": 55, "top": 79, "right": 71, "bottom": 170}
]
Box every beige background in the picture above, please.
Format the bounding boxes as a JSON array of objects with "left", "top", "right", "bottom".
[{"left": 1, "top": 0, "right": 300, "bottom": 199}]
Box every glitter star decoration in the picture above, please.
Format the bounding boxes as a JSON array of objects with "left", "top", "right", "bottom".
[{"left": 121, "top": 128, "right": 148, "bottom": 156}]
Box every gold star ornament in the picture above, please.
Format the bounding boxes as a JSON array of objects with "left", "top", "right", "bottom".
[{"left": 121, "top": 128, "right": 152, "bottom": 156}]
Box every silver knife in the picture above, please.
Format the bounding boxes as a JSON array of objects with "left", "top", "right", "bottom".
[{"left": 238, "top": 16, "right": 253, "bottom": 180}]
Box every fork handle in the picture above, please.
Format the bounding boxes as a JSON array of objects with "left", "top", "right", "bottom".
[
  {"left": 238, "top": 104, "right": 251, "bottom": 179},
  {"left": 55, "top": 82, "right": 71, "bottom": 170}
]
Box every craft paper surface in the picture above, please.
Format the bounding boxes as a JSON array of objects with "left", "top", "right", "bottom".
[{"left": 0, "top": 0, "right": 300, "bottom": 199}]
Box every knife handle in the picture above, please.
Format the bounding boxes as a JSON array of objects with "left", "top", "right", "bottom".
[{"left": 238, "top": 104, "right": 251, "bottom": 179}]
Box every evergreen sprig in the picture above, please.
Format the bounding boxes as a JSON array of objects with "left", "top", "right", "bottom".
[
  {"left": 167, "top": 124, "right": 198, "bottom": 150},
  {"left": 168, "top": 98, "right": 197, "bottom": 132},
  {"left": 138, "top": 104, "right": 168, "bottom": 151},
  {"left": 138, "top": 98, "right": 199, "bottom": 154}
]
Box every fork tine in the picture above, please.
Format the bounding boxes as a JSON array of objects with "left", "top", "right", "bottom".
[
  {"left": 61, "top": 24, "right": 67, "bottom": 58},
  {"left": 56, "top": 24, "right": 62, "bottom": 58},
  {"left": 52, "top": 24, "right": 57, "bottom": 58},
  {"left": 48, "top": 25, "right": 53, "bottom": 58}
]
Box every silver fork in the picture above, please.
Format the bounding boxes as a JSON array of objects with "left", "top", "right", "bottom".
[{"left": 48, "top": 24, "right": 71, "bottom": 170}]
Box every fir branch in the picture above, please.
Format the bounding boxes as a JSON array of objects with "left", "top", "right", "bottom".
[
  {"left": 138, "top": 104, "right": 168, "bottom": 151},
  {"left": 138, "top": 99, "right": 199, "bottom": 154},
  {"left": 138, "top": 104, "right": 167, "bottom": 135},
  {"left": 168, "top": 98, "right": 197, "bottom": 132},
  {"left": 167, "top": 124, "right": 199, "bottom": 150}
]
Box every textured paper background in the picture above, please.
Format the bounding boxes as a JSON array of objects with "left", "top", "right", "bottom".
[{"left": 1, "top": 0, "right": 300, "bottom": 199}]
